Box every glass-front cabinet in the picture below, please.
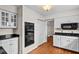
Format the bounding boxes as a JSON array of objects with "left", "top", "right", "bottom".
[
  {"left": 0, "top": 9, "right": 17, "bottom": 28},
  {"left": 10, "top": 13, "right": 17, "bottom": 28}
]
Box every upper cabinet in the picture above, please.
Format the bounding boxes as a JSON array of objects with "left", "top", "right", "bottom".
[{"left": 0, "top": 9, "right": 17, "bottom": 28}]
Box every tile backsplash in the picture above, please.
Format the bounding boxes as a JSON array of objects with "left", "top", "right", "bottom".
[{"left": 0, "top": 29, "right": 13, "bottom": 35}]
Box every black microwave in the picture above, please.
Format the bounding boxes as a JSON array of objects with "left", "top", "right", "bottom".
[{"left": 61, "top": 23, "right": 78, "bottom": 30}]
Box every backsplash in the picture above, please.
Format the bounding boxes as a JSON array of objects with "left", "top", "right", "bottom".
[{"left": 0, "top": 29, "right": 13, "bottom": 35}]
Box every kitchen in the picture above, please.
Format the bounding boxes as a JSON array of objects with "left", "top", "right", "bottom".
[
  {"left": 0, "top": 5, "right": 47, "bottom": 54},
  {"left": 0, "top": 5, "right": 79, "bottom": 54}
]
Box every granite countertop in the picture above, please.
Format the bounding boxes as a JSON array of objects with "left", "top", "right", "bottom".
[
  {"left": 54, "top": 32, "right": 79, "bottom": 37},
  {"left": 0, "top": 34, "right": 19, "bottom": 40}
]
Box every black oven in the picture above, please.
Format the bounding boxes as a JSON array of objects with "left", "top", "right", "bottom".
[
  {"left": 25, "top": 22, "right": 34, "bottom": 47},
  {"left": 61, "top": 23, "right": 78, "bottom": 30}
]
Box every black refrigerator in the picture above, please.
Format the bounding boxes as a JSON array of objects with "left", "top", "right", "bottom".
[{"left": 25, "top": 22, "right": 34, "bottom": 47}]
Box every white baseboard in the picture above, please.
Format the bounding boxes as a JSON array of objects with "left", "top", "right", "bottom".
[{"left": 23, "top": 40, "right": 47, "bottom": 54}]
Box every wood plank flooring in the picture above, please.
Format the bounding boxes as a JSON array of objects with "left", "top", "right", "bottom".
[{"left": 29, "top": 36, "right": 79, "bottom": 54}]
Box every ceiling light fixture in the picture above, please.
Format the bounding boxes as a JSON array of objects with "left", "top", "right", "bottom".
[{"left": 42, "top": 5, "right": 52, "bottom": 11}]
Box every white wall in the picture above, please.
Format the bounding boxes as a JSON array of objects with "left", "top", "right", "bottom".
[
  {"left": 22, "top": 6, "right": 47, "bottom": 53},
  {"left": 0, "top": 5, "right": 17, "bottom": 35},
  {"left": 13, "top": 6, "right": 23, "bottom": 54},
  {"left": 46, "top": 8, "right": 79, "bottom": 19}
]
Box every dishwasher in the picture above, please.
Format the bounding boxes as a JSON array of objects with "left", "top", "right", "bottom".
[{"left": 0, "top": 47, "right": 7, "bottom": 54}]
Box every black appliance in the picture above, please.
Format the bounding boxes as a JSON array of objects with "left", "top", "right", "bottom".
[
  {"left": 61, "top": 23, "right": 78, "bottom": 30},
  {"left": 0, "top": 47, "right": 7, "bottom": 54},
  {"left": 25, "top": 22, "right": 34, "bottom": 47}
]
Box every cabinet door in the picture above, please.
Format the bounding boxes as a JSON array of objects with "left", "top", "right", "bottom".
[
  {"left": 10, "top": 13, "right": 14, "bottom": 28},
  {"left": 0, "top": 11, "right": 10, "bottom": 28},
  {"left": 1, "top": 11, "right": 6, "bottom": 28},
  {"left": 0, "top": 40, "right": 2, "bottom": 46},
  {"left": 65, "top": 37, "right": 79, "bottom": 51},
  {"left": 13, "top": 14, "right": 17, "bottom": 28},
  {"left": 10, "top": 13, "right": 17, "bottom": 28},
  {"left": 53, "top": 35, "right": 61, "bottom": 47},
  {"left": 0, "top": 9, "right": 17, "bottom": 28},
  {"left": 0, "top": 10, "right": 1, "bottom": 27},
  {"left": 77, "top": 39, "right": 79, "bottom": 51},
  {"left": 5, "top": 12, "right": 10, "bottom": 28},
  {"left": 60, "top": 36, "right": 79, "bottom": 52},
  {"left": 60, "top": 36, "right": 70, "bottom": 48},
  {"left": 1, "top": 40, "right": 11, "bottom": 54},
  {"left": 9, "top": 38, "right": 18, "bottom": 54},
  {"left": 1, "top": 38, "right": 18, "bottom": 54}
]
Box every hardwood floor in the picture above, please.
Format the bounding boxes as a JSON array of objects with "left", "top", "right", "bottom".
[{"left": 29, "top": 36, "right": 78, "bottom": 54}]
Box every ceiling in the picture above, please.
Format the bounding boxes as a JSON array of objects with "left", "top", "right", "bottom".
[{"left": 26, "top": 5, "right": 79, "bottom": 16}]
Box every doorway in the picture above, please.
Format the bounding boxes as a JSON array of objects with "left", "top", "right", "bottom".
[
  {"left": 47, "top": 20, "right": 54, "bottom": 37},
  {"left": 47, "top": 20, "right": 54, "bottom": 43}
]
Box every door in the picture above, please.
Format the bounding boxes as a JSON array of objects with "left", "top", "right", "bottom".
[{"left": 47, "top": 20, "right": 54, "bottom": 37}]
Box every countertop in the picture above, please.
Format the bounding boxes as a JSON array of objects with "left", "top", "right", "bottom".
[
  {"left": 0, "top": 34, "right": 19, "bottom": 40},
  {"left": 54, "top": 32, "right": 79, "bottom": 37}
]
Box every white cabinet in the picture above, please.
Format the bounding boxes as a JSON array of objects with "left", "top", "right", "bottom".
[
  {"left": 1, "top": 39, "right": 10, "bottom": 54},
  {"left": 9, "top": 38, "right": 18, "bottom": 54},
  {"left": 60, "top": 36, "right": 68, "bottom": 48},
  {"left": 63, "top": 36, "right": 79, "bottom": 52},
  {"left": 1, "top": 37, "right": 18, "bottom": 54},
  {"left": 53, "top": 35, "right": 79, "bottom": 52},
  {"left": 0, "top": 41, "right": 2, "bottom": 46},
  {"left": 10, "top": 13, "right": 17, "bottom": 28},
  {"left": 0, "top": 9, "right": 17, "bottom": 28},
  {"left": 53, "top": 35, "right": 61, "bottom": 47}
]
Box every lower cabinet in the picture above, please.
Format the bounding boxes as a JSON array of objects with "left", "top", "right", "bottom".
[
  {"left": 1, "top": 37, "right": 18, "bottom": 54},
  {"left": 59, "top": 36, "right": 68, "bottom": 48},
  {"left": 53, "top": 35, "right": 79, "bottom": 52},
  {"left": 64, "top": 36, "right": 79, "bottom": 52},
  {"left": 0, "top": 41, "right": 2, "bottom": 46},
  {"left": 53, "top": 35, "right": 61, "bottom": 47}
]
